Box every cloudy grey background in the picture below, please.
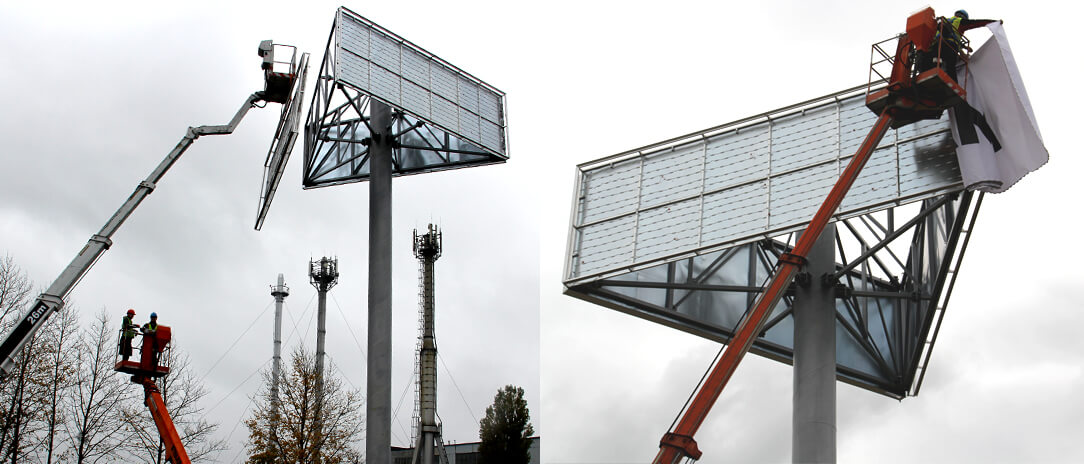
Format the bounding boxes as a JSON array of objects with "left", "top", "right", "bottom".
[
  {"left": 0, "top": 1, "right": 538, "bottom": 461},
  {"left": 537, "top": 1, "right": 1084, "bottom": 463},
  {"left": 2, "top": 0, "right": 1083, "bottom": 463}
]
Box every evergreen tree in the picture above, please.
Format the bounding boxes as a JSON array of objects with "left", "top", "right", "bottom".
[{"left": 478, "top": 385, "right": 534, "bottom": 464}]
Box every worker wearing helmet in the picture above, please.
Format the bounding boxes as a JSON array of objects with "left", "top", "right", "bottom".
[
  {"left": 141, "top": 312, "right": 159, "bottom": 335},
  {"left": 120, "top": 309, "right": 137, "bottom": 361},
  {"left": 933, "top": 9, "right": 999, "bottom": 83},
  {"left": 142, "top": 312, "right": 160, "bottom": 368},
  {"left": 930, "top": 10, "right": 1005, "bottom": 155}
]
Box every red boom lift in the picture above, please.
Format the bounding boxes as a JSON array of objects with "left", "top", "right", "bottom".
[
  {"left": 654, "top": 8, "right": 968, "bottom": 463},
  {"left": 0, "top": 40, "right": 303, "bottom": 464},
  {"left": 115, "top": 326, "right": 191, "bottom": 464}
]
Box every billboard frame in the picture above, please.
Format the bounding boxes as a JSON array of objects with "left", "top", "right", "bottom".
[
  {"left": 563, "top": 85, "right": 964, "bottom": 287},
  {"left": 302, "top": 7, "right": 508, "bottom": 189}
]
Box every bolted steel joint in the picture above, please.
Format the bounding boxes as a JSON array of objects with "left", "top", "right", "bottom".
[
  {"left": 779, "top": 252, "right": 808, "bottom": 268},
  {"left": 659, "top": 432, "right": 703, "bottom": 461}
]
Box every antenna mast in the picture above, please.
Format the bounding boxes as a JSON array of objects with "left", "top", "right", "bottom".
[
  {"left": 411, "top": 225, "right": 449, "bottom": 464},
  {"left": 270, "top": 274, "right": 290, "bottom": 409},
  {"left": 309, "top": 257, "right": 339, "bottom": 388}
]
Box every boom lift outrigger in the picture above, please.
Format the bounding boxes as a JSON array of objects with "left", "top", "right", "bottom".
[
  {"left": 654, "top": 8, "right": 970, "bottom": 463},
  {"left": 0, "top": 40, "right": 304, "bottom": 463}
]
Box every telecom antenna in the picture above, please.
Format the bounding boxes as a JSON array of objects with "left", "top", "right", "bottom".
[
  {"left": 0, "top": 38, "right": 308, "bottom": 385},
  {"left": 410, "top": 225, "right": 449, "bottom": 464},
  {"left": 270, "top": 274, "right": 290, "bottom": 408},
  {"left": 309, "top": 257, "right": 339, "bottom": 388},
  {"left": 308, "top": 256, "right": 339, "bottom": 460},
  {"left": 265, "top": 8, "right": 510, "bottom": 461}
]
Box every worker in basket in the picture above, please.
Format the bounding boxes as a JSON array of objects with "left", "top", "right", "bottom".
[
  {"left": 927, "top": 10, "right": 999, "bottom": 82},
  {"left": 141, "top": 312, "right": 160, "bottom": 368},
  {"left": 119, "top": 308, "right": 137, "bottom": 361}
]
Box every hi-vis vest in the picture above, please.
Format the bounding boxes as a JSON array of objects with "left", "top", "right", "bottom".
[
  {"left": 935, "top": 15, "right": 964, "bottom": 49},
  {"left": 123, "top": 315, "right": 136, "bottom": 337}
]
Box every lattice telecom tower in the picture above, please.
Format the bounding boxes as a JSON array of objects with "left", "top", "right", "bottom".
[
  {"left": 309, "top": 257, "right": 339, "bottom": 390},
  {"left": 410, "top": 224, "right": 449, "bottom": 464},
  {"left": 254, "top": 9, "right": 509, "bottom": 462}
]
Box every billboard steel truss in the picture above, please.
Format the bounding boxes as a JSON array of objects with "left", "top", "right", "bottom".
[
  {"left": 303, "top": 7, "right": 508, "bottom": 188},
  {"left": 564, "top": 86, "right": 984, "bottom": 397}
]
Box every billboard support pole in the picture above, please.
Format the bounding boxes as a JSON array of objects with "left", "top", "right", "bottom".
[
  {"left": 367, "top": 99, "right": 393, "bottom": 464},
  {"left": 792, "top": 224, "right": 837, "bottom": 464}
]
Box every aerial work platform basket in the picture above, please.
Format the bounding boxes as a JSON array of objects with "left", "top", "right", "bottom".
[
  {"left": 257, "top": 40, "right": 299, "bottom": 104},
  {"left": 114, "top": 325, "right": 171, "bottom": 378},
  {"left": 865, "top": 7, "right": 970, "bottom": 128}
]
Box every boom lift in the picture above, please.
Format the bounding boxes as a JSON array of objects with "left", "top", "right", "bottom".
[
  {"left": 0, "top": 40, "right": 299, "bottom": 378},
  {"left": 0, "top": 40, "right": 304, "bottom": 462},
  {"left": 654, "top": 9, "right": 969, "bottom": 463},
  {"left": 115, "top": 326, "right": 191, "bottom": 464}
]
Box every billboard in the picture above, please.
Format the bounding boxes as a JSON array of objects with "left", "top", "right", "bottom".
[
  {"left": 256, "top": 52, "right": 309, "bottom": 230},
  {"left": 303, "top": 7, "right": 508, "bottom": 188},
  {"left": 564, "top": 86, "right": 981, "bottom": 397},
  {"left": 565, "top": 87, "right": 961, "bottom": 285}
]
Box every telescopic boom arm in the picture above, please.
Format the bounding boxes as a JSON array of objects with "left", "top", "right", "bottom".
[
  {"left": 653, "top": 8, "right": 964, "bottom": 462},
  {"left": 138, "top": 376, "right": 192, "bottom": 464},
  {"left": 654, "top": 112, "right": 893, "bottom": 463},
  {"left": 0, "top": 93, "right": 262, "bottom": 377}
]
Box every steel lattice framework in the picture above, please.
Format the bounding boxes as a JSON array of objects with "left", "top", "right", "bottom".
[
  {"left": 303, "top": 8, "right": 508, "bottom": 188},
  {"left": 564, "top": 86, "right": 984, "bottom": 398}
]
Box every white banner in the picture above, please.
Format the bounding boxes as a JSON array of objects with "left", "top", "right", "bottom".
[{"left": 951, "top": 22, "right": 1048, "bottom": 193}]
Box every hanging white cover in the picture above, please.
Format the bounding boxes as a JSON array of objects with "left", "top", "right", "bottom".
[{"left": 950, "top": 22, "right": 1048, "bottom": 193}]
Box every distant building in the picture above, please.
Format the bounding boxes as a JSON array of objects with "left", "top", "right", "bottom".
[{"left": 391, "top": 437, "right": 540, "bottom": 464}]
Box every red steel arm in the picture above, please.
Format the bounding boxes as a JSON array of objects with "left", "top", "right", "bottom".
[
  {"left": 653, "top": 9, "right": 969, "bottom": 462},
  {"left": 654, "top": 111, "right": 894, "bottom": 464},
  {"left": 139, "top": 377, "right": 192, "bottom": 464}
]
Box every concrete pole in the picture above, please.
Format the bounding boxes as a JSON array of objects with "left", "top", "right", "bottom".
[
  {"left": 309, "top": 258, "right": 339, "bottom": 396},
  {"left": 367, "top": 99, "right": 393, "bottom": 464},
  {"left": 316, "top": 285, "right": 327, "bottom": 388},
  {"left": 792, "top": 223, "right": 837, "bottom": 464},
  {"left": 414, "top": 225, "right": 441, "bottom": 464},
  {"left": 420, "top": 253, "right": 436, "bottom": 464},
  {"left": 270, "top": 274, "right": 289, "bottom": 409}
]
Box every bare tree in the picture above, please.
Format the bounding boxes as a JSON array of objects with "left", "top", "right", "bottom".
[
  {"left": 245, "top": 346, "right": 364, "bottom": 463},
  {"left": 0, "top": 255, "right": 50, "bottom": 463},
  {"left": 0, "top": 331, "right": 50, "bottom": 464},
  {"left": 122, "top": 343, "right": 227, "bottom": 463},
  {"left": 66, "top": 309, "right": 135, "bottom": 463},
  {"left": 36, "top": 306, "right": 79, "bottom": 464},
  {"left": 0, "top": 256, "right": 31, "bottom": 325}
]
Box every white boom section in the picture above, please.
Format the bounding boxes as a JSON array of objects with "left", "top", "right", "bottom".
[{"left": 0, "top": 93, "right": 262, "bottom": 376}]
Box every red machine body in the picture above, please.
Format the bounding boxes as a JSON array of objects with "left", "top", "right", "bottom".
[
  {"left": 137, "top": 376, "right": 191, "bottom": 464},
  {"left": 114, "top": 324, "right": 190, "bottom": 464},
  {"left": 654, "top": 9, "right": 970, "bottom": 463},
  {"left": 115, "top": 324, "right": 171, "bottom": 378}
]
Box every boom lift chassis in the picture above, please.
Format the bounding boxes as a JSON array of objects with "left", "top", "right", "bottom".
[
  {"left": 654, "top": 9, "right": 968, "bottom": 463},
  {"left": 0, "top": 40, "right": 303, "bottom": 464}
]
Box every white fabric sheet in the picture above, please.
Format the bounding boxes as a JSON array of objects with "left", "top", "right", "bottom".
[{"left": 949, "top": 22, "right": 1048, "bottom": 193}]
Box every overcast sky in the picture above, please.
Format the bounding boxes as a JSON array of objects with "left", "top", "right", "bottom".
[
  {"left": 2, "top": 1, "right": 1082, "bottom": 463},
  {"left": 536, "top": 1, "right": 1083, "bottom": 464},
  {"left": 0, "top": 1, "right": 539, "bottom": 461}
]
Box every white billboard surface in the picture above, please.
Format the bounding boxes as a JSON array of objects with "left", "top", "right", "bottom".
[
  {"left": 335, "top": 9, "right": 507, "bottom": 157},
  {"left": 565, "top": 87, "right": 964, "bottom": 284}
]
